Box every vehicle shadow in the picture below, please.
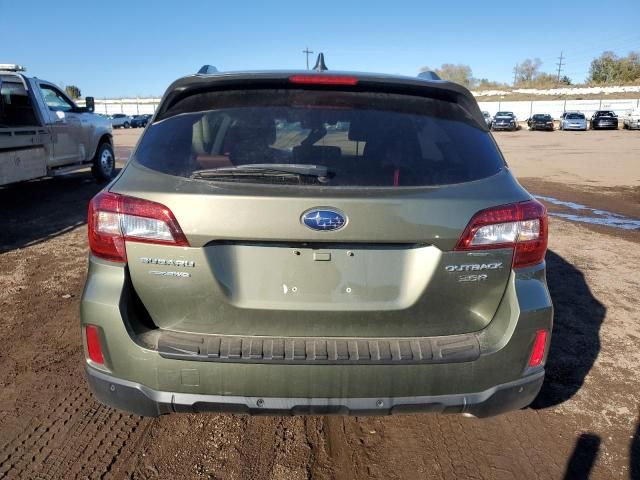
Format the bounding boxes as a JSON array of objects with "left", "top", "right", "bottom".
[
  {"left": 562, "top": 433, "right": 601, "bottom": 480},
  {"left": 0, "top": 172, "right": 117, "bottom": 254},
  {"left": 531, "top": 250, "right": 605, "bottom": 409}
]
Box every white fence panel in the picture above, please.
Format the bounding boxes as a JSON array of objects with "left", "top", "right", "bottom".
[
  {"left": 478, "top": 98, "right": 640, "bottom": 119},
  {"left": 83, "top": 96, "right": 640, "bottom": 120}
]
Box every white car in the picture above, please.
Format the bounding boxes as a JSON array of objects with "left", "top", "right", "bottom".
[
  {"left": 109, "top": 113, "right": 132, "bottom": 129},
  {"left": 482, "top": 111, "right": 492, "bottom": 127},
  {"left": 623, "top": 109, "right": 640, "bottom": 130}
]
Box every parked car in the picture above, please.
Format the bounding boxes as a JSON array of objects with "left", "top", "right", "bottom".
[
  {"left": 559, "top": 112, "right": 587, "bottom": 131},
  {"left": 82, "top": 68, "right": 551, "bottom": 418},
  {"left": 0, "top": 64, "right": 114, "bottom": 186},
  {"left": 590, "top": 110, "right": 618, "bottom": 130},
  {"left": 527, "top": 114, "right": 554, "bottom": 131},
  {"left": 491, "top": 111, "right": 518, "bottom": 131},
  {"left": 109, "top": 113, "right": 132, "bottom": 129},
  {"left": 623, "top": 109, "right": 640, "bottom": 130},
  {"left": 482, "top": 111, "right": 492, "bottom": 127},
  {"left": 131, "top": 114, "right": 152, "bottom": 128}
]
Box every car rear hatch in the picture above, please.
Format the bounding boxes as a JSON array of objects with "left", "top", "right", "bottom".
[{"left": 94, "top": 73, "right": 544, "bottom": 339}]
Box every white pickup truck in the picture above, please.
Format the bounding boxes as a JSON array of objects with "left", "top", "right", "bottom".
[{"left": 0, "top": 64, "right": 114, "bottom": 186}]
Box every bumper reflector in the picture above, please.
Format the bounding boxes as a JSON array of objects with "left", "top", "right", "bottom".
[
  {"left": 86, "top": 325, "right": 104, "bottom": 365},
  {"left": 528, "top": 330, "right": 548, "bottom": 367}
]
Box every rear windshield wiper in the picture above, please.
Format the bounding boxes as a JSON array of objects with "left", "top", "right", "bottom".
[{"left": 191, "top": 164, "right": 333, "bottom": 182}]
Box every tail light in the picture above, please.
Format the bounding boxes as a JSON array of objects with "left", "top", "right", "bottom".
[
  {"left": 85, "top": 325, "right": 104, "bottom": 365},
  {"left": 528, "top": 330, "right": 548, "bottom": 367},
  {"left": 455, "top": 199, "right": 548, "bottom": 268},
  {"left": 88, "top": 191, "right": 189, "bottom": 263}
]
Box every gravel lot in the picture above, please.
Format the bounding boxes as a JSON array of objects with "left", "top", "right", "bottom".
[{"left": 0, "top": 128, "right": 638, "bottom": 479}]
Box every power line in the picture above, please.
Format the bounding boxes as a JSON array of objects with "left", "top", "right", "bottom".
[{"left": 302, "top": 47, "right": 314, "bottom": 70}]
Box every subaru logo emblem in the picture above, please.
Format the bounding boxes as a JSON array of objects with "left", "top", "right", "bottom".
[{"left": 301, "top": 208, "right": 346, "bottom": 231}]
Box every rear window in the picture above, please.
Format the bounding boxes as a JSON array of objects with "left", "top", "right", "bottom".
[
  {"left": 532, "top": 114, "right": 551, "bottom": 120},
  {"left": 135, "top": 89, "right": 504, "bottom": 187},
  {"left": 566, "top": 113, "right": 585, "bottom": 119},
  {"left": 0, "top": 79, "right": 38, "bottom": 126}
]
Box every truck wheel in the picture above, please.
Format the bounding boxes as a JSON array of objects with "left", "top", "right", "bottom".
[{"left": 92, "top": 143, "right": 116, "bottom": 182}]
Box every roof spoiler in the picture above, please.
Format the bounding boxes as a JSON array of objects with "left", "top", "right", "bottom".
[
  {"left": 157, "top": 71, "right": 488, "bottom": 130},
  {"left": 417, "top": 70, "right": 441, "bottom": 81},
  {"left": 197, "top": 65, "right": 219, "bottom": 75}
]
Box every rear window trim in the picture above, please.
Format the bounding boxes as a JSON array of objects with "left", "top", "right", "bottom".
[{"left": 134, "top": 89, "right": 506, "bottom": 189}]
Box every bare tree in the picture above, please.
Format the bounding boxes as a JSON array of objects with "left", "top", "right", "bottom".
[
  {"left": 420, "top": 64, "right": 475, "bottom": 88},
  {"left": 515, "top": 58, "right": 542, "bottom": 85}
]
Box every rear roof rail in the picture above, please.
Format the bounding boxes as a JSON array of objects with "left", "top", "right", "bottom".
[
  {"left": 197, "top": 65, "right": 219, "bottom": 75},
  {"left": 417, "top": 71, "right": 441, "bottom": 81}
]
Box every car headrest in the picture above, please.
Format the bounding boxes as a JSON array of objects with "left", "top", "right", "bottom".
[
  {"left": 348, "top": 119, "right": 373, "bottom": 141},
  {"left": 227, "top": 119, "right": 276, "bottom": 147}
]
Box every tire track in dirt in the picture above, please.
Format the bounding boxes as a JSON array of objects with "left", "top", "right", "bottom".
[
  {"left": 322, "top": 411, "right": 569, "bottom": 480},
  {"left": 0, "top": 384, "right": 150, "bottom": 480}
]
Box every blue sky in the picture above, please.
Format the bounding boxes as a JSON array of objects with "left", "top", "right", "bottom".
[{"left": 2, "top": 0, "right": 638, "bottom": 97}]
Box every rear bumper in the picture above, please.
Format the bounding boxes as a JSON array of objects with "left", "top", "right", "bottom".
[
  {"left": 531, "top": 124, "right": 554, "bottom": 131},
  {"left": 592, "top": 122, "right": 617, "bottom": 129},
  {"left": 85, "top": 365, "right": 544, "bottom": 418},
  {"left": 81, "top": 256, "right": 553, "bottom": 418}
]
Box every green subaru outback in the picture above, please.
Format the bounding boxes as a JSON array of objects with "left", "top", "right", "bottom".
[{"left": 81, "top": 69, "right": 552, "bottom": 417}]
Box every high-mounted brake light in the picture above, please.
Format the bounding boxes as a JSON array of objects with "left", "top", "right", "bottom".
[
  {"left": 528, "top": 330, "right": 548, "bottom": 367},
  {"left": 88, "top": 191, "right": 189, "bottom": 263},
  {"left": 289, "top": 75, "right": 359, "bottom": 86},
  {"left": 455, "top": 199, "right": 548, "bottom": 269}
]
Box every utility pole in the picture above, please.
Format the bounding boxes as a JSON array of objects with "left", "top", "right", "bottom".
[
  {"left": 556, "top": 51, "right": 565, "bottom": 84},
  {"left": 513, "top": 64, "right": 519, "bottom": 86},
  {"left": 302, "top": 47, "right": 314, "bottom": 70}
]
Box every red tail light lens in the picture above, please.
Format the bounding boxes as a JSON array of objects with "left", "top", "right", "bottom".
[
  {"left": 455, "top": 199, "right": 548, "bottom": 268},
  {"left": 88, "top": 191, "right": 189, "bottom": 263},
  {"left": 528, "top": 330, "right": 548, "bottom": 367},
  {"left": 85, "top": 325, "right": 104, "bottom": 364},
  {"left": 289, "top": 75, "right": 359, "bottom": 86}
]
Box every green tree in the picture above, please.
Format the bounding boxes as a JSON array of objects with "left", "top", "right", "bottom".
[
  {"left": 559, "top": 75, "right": 572, "bottom": 86},
  {"left": 588, "top": 51, "right": 640, "bottom": 84},
  {"left": 65, "top": 85, "right": 81, "bottom": 99}
]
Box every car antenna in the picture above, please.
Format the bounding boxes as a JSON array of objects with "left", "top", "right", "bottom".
[
  {"left": 197, "top": 65, "right": 219, "bottom": 74},
  {"left": 312, "top": 53, "right": 328, "bottom": 71}
]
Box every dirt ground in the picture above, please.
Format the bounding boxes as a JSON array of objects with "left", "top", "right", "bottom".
[{"left": 0, "top": 128, "right": 639, "bottom": 479}]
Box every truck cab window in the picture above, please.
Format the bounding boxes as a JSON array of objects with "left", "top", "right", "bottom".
[{"left": 40, "top": 85, "right": 74, "bottom": 112}]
